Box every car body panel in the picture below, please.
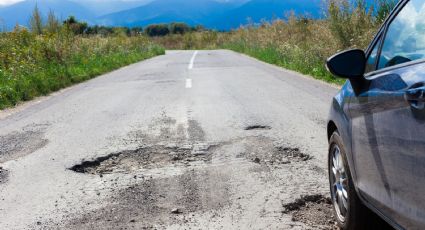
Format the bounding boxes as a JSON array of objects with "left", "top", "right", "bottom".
[{"left": 350, "top": 63, "right": 425, "bottom": 229}]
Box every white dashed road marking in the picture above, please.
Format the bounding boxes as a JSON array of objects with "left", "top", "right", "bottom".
[
  {"left": 186, "top": 79, "right": 192, "bottom": 89},
  {"left": 188, "top": 51, "right": 198, "bottom": 70},
  {"left": 186, "top": 51, "right": 198, "bottom": 89}
]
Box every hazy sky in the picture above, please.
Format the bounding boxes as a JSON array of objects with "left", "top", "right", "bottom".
[
  {"left": 0, "top": 0, "right": 151, "bottom": 6},
  {"left": 0, "top": 0, "right": 246, "bottom": 6},
  {"left": 0, "top": 0, "right": 22, "bottom": 6}
]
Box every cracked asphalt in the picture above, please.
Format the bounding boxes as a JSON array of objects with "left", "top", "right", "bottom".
[{"left": 0, "top": 50, "right": 342, "bottom": 229}]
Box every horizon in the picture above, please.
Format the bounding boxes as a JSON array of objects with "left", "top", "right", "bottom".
[{"left": 0, "top": 0, "right": 376, "bottom": 31}]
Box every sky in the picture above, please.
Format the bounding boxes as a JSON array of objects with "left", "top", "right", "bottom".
[
  {"left": 0, "top": 0, "right": 151, "bottom": 6},
  {"left": 0, "top": 0, "right": 246, "bottom": 6},
  {"left": 0, "top": 0, "right": 22, "bottom": 6}
]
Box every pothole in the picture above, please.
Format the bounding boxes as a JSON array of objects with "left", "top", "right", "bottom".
[
  {"left": 69, "top": 143, "right": 215, "bottom": 175},
  {"left": 0, "top": 166, "right": 8, "bottom": 184},
  {"left": 247, "top": 146, "right": 312, "bottom": 165},
  {"left": 244, "top": 125, "right": 271, "bottom": 130},
  {"left": 0, "top": 128, "right": 48, "bottom": 163},
  {"left": 282, "top": 194, "right": 337, "bottom": 229},
  {"left": 62, "top": 169, "right": 231, "bottom": 229},
  {"left": 275, "top": 146, "right": 312, "bottom": 161}
]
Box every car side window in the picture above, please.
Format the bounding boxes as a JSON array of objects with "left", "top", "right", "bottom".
[
  {"left": 365, "top": 38, "right": 380, "bottom": 73},
  {"left": 378, "top": 0, "right": 425, "bottom": 70}
]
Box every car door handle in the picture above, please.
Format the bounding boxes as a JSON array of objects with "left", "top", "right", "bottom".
[
  {"left": 405, "top": 85, "right": 425, "bottom": 109},
  {"left": 405, "top": 86, "right": 425, "bottom": 102}
]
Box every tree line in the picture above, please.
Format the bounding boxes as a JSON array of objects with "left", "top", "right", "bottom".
[{"left": 23, "top": 5, "right": 204, "bottom": 37}]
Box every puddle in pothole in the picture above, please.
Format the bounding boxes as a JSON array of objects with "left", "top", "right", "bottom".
[
  {"left": 282, "top": 194, "right": 337, "bottom": 229},
  {"left": 247, "top": 146, "right": 312, "bottom": 165},
  {"left": 69, "top": 143, "right": 216, "bottom": 175},
  {"left": 244, "top": 125, "right": 272, "bottom": 131}
]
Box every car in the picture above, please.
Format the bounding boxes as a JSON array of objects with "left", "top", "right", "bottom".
[{"left": 326, "top": 0, "right": 425, "bottom": 229}]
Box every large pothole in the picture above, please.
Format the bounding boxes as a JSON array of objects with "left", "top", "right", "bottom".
[
  {"left": 282, "top": 194, "right": 337, "bottom": 229},
  {"left": 69, "top": 143, "right": 216, "bottom": 175},
  {"left": 247, "top": 146, "right": 312, "bottom": 165},
  {"left": 62, "top": 169, "right": 231, "bottom": 229}
]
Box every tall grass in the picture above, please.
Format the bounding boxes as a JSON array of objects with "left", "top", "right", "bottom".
[
  {"left": 0, "top": 28, "right": 164, "bottom": 109},
  {"left": 153, "top": 0, "right": 395, "bottom": 84}
]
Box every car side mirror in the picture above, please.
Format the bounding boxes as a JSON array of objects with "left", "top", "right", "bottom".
[{"left": 326, "top": 49, "right": 366, "bottom": 79}]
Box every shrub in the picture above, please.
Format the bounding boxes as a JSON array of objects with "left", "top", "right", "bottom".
[
  {"left": 170, "top": 23, "right": 191, "bottom": 34},
  {"left": 63, "top": 16, "right": 88, "bottom": 35},
  {"left": 145, "top": 24, "right": 170, "bottom": 37}
]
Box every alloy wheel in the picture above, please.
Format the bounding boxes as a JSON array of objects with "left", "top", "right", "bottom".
[{"left": 330, "top": 144, "right": 349, "bottom": 222}]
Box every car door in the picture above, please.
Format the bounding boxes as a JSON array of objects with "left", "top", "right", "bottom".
[{"left": 350, "top": 0, "right": 425, "bottom": 228}]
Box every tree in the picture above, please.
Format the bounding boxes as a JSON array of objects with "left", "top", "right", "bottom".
[
  {"left": 29, "top": 4, "right": 43, "bottom": 34},
  {"left": 63, "top": 16, "right": 88, "bottom": 35},
  {"left": 145, "top": 24, "right": 170, "bottom": 37},
  {"left": 170, "top": 23, "right": 190, "bottom": 34},
  {"left": 46, "top": 10, "right": 60, "bottom": 33}
]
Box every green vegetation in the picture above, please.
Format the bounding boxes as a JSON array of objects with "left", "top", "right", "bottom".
[
  {"left": 0, "top": 9, "right": 164, "bottom": 109},
  {"left": 145, "top": 23, "right": 204, "bottom": 37},
  {"left": 152, "top": 0, "right": 397, "bottom": 84}
]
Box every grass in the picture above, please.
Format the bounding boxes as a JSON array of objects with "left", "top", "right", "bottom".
[
  {"left": 0, "top": 29, "right": 164, "bottom": 109},
  {"left": 222, "top": 42, "right": 344, "bottom": 84}
]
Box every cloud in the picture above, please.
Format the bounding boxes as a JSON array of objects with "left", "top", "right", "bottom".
[{"left": 0, "top": 0, "right": 23, "bottom": 6}]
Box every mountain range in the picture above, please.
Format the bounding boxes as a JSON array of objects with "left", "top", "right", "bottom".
[{"left": 0, "top": 0, "right": 366, "bottom": 31}]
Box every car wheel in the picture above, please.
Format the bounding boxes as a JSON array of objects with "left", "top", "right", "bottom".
[{"left": 329, "top": 132, "right": 367, "bottom": 230}]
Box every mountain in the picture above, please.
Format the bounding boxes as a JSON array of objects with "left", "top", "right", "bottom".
[
  {"left": 206, "top": 0, "right": 324, "bottom": 30},
  {"left": 97, "top": 0, "right": 241, "bottom": 27},
  {"left": 0, "top": 0, "right": 92, "bottom": 30},
  {"left": 97, "top": 0, "right": 325, "bottom": 30},
  {"left": 78, "top": 0, "right": 153, "bottom": 16}
]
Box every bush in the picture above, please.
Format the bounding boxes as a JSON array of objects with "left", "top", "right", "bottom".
[
  {"left": 63, "top": 16, "right": 88, "bottom": 35},
  {"left": 170, "top": 23, "right": 190, "bottom": 34},
  {"left": 145, "top": 24, "right": 170, "bottom": 37}
]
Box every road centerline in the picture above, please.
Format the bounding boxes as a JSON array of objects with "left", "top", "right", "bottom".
[
  {"left": 185, "top": 79, "right": 192, "bottom": 89},
  {"left": 188, "top": 50, "right": 198, "bottom": 70}
]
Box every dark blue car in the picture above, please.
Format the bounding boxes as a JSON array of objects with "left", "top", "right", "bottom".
[{"left": 326, "top": 0, "right": 425, "bottom": 229}]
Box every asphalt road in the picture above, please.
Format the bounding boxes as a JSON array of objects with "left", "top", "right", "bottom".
[{"left": 0, "top": 50, "right": 340, "bottom": 229}]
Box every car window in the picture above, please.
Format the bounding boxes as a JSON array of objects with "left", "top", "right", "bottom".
[
  {"left": 378, "top": 0, "right": 425, "bottom": 70},
  {"left": 365, "top": 37, "right": 380, "bottom": 73}
]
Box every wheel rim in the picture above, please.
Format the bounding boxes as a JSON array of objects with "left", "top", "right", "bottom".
[{"left": 330, "top": 145, "right": 349, "bottom": 222}]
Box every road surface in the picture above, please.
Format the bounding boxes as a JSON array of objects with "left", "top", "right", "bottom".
[{"left": 0, "top": 50, "right": 340, "bottom": 229}]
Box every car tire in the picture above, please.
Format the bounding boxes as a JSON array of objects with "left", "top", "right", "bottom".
[{"left": 329, "top": 132, "right": 367, "bottom": 230}]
